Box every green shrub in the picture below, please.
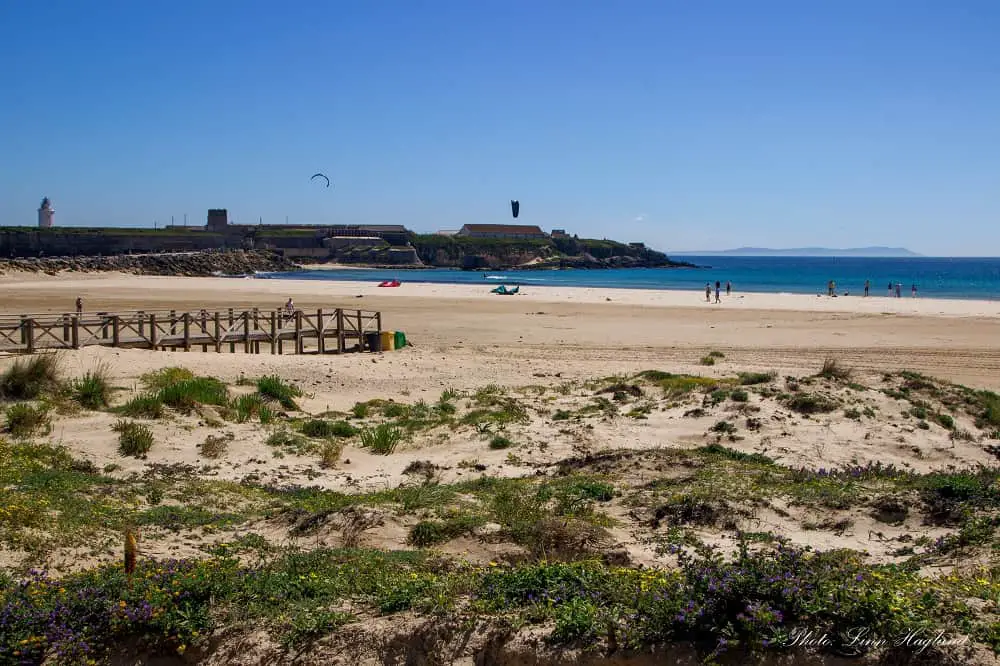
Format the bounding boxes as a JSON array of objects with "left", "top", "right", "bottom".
[
  {"left": 351, "top": 402, "right": 370, "bottom": 419},
  {"left": 113, "top": 419, "right": 154, "bottom": 457},
  {"left": 70, "top": 363, "right": 112, "bottom": 409},
  {"left": 936, "top": 413, "right": 955, "bottom": 429},
  {"left": 3, "top": 403, "right": 51, "bottom": 438},
  {"left": 0, "top": 354, "right": 60, "bottom": 400},
  {"left": 730, "top": 390, "right": 749, "bottom": 403},
  {"left": 256, "top": 374, "right": 302, "bottom": 410},
  {"left": 118, "top": 393, "right": 164, "bottom": 419},
  {"left": 359, "top": 423, "right": 402, "bottom": 454},
  {"left": 710, "top": 420, "right": 737, "bottom": 434},
  {"left": 231, "top": 393, "right": 273, "bottom": 424},
  {"left": 699, "top": 356, "right": 716, "bottom": 366},
  {"left": 708, "top": 351, "right": 725, "bottom": 359},
  {"left": 844, "top": 407, "right": 861, "bottom": 420},
  {"left": 784, "top": 393, "right": 839, "bottom": 414},
  {"left": 300, "top": 419, "right": 356, "bottom": 438},
  {"left": 489, "top": 435, "right": 514, "bottom": 450},
  {"left": 738, "top": 371, "right": 776, "bottom": 385},
  {"left": 140, "top": 367, "right": 194, "bottom": 391},
  {"left": 407, "top": 514, "right": 483, "bottom": 547},
  {"left": 157, "top": 377, "right": 228, "bottom": 412}
]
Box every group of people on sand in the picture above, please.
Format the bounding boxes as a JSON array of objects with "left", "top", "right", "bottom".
[
  {"left": 705, "top": 280, "right": 732, "bottom": 303},
  {"left": 840, "top": 280, "right": 917, "bottom": 298}
]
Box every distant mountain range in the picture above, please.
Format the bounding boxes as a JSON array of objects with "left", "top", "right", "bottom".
[{"left": 671, "top": 246, "right": 922, "bottom": 258}]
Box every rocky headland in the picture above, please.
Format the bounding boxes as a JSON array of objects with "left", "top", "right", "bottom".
[{"left": 0, "top": 249, "right": 301, "bottom": 277}]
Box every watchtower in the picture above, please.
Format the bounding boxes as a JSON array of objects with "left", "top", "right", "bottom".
[
  {"left": 207, "top": 209, "right": 228, "bottom": 232},
  {"left": 38, "top": 197, "right": 54, "bottom": 228}
]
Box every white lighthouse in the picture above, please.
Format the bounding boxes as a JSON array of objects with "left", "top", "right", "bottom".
[{"left": 38, "top": 197, "right": 54, "bottom": 228}]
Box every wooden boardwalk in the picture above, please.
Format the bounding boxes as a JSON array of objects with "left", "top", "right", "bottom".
[{"left": 0, "top": 307, "right": 382, "bottom": 355}]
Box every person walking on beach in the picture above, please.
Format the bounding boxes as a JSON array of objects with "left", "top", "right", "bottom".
[
  {"left": 912, "top": 284, "right": 917, "bottom": 298},
  {"left": 714, "top": 281, "right": 721, "bottom": 304},
  {"left": 887, "top": 282, "right": 893, "bottom": 297},
  {"left": 75, "top": 297, "right": 83, "bottom": 315},
  {"left": 896, "top": 283, "right": 902, "bottom": 298},
  {"left": 864, "top": 280, "right": 870, "bottom": 297},
  {"left": 705, "top": 283, "right": 711, "bottom": 302}
]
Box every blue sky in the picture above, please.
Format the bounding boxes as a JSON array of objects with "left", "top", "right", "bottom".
[{"left": 2, "top": 1, "right": 999, "bottom": 255}]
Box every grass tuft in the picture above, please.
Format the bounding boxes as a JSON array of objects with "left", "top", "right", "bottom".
[
  {"left": 118, "top": 393, "right": 164, "bottom": 419},
  {"left": 359, "top": 423, "right": 402, "bottom": 455},
  {"left": 0, "top": 354, "right": 61, "bottom": 401},
  {"left": 256, "top": 375, "right": 302, "bottom": 410},
  {"left": 3, "top": 403, "right": 52, "bottom": 438},
  {"left": 113, "top": 419, "right": 154, "bottom": 457},
  {"left": 70, "top": 363, "right": 113, "bottom": 410}
]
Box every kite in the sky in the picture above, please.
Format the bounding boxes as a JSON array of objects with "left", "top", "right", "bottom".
[
  {"left": 510, "top": 199, "right": 519, "bottom": 218},
  {"left": 311, "top": 173, "right": 331, "bottom": 188}
]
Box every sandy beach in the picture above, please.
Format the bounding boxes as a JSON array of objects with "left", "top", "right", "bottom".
[{"left": 3, "top": 272, "right": 1000, "bottom": 389}]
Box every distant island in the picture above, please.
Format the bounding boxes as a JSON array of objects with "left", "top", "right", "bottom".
[{"left": 671, "top": 246, "right": 922, "bottom": 258}]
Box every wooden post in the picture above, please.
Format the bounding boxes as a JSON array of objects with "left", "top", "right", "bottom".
[
  {"left": 71, "top": 316, "right": 80, "bottom": 349},
  {"left": 243, "top": 311, "right": 251, "bottom": 353},
  {"left": 294, "top": 310, "right": 303, "bottom": 354},
  {"left": 183, "top": 313, "right": 191, "bottom": 351},
  {"left": 317, "top": 309, "right": 325, "bottom": 354},
  {"left": 19, "top": 315, "right": 27, "bottom": 346},
  {"left": 269, "top": 310, "right": 277, "bottom": 354},
  {"left": 253, "top": 308, "right": 260, "bottom": 353},
  {"left": 357, "top": 310, "right": 364, "bottom": 351},
  {"left": 170, "top": 310, "right": 176, "bottom": 335},
  {"left": 214, "top": 313, "right": 222, "bottom": 352},
  {"left": 376, "top": 312, "right": 382, "bottom": 335},
  {"left": 24, "top": 318, "right": 35, "bottom": 353},
  {"left": 228, "top": 308, "right": 235, "bottom": 353},
  {"left": 112, "top": 316, "right": 120, "bottom": 347},
  {"left": 149, "top": 314, "right": 157, "bottom": 349},
  {"left": 337, "top": 308, "right": 345, "bottom": 354},
  {"left": 63, "top": 314, "right": 70, "bottom": 343}
]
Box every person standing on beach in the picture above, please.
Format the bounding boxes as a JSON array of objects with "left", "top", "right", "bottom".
[
  {"left": 726, "top": 280, "right": 732, "bottom": 296},
  {"left": 888, "top": 282, "right": 893, "bottom": 297},
  {"left": 705, "top": 283, "right": 711, "bottom": 302},
  {"left": 864, "top": 280, "right": 870, "bottom": 297},
  {"left": 912, "top": 284, "right": 917, "bottom": 297},
  {"left": 896, "top": 283, "right": 902, "bottom": 298},
  {"left": 75, "top": 297, "right": 83, "bottom": 314},
  {"left": 715, "top": 281, "right": 721, "bottom": 304}
]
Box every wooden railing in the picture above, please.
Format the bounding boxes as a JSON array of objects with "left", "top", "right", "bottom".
[{"left": 0, "top": 307, "right": 382, "bottom": 355}]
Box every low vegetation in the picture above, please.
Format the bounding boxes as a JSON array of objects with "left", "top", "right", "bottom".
[{"left": 3, "top": 361, "right": 1000, "bottom": 662}]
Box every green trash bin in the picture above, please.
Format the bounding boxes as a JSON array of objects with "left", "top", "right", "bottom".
[{"left": 394, "top": 331, "right": 407, "bottom": 349}]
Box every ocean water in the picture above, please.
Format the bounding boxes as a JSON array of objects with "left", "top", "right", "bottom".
[{"left": 267, "top": 257, "right": 1000, "bottom": 301}]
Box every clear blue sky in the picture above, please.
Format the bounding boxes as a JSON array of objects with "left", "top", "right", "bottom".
[{"left": 2, "top": 1, "right": 999, "bottom": 255}]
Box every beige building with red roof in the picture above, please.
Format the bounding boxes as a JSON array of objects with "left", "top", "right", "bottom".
[{"left": 456, "top": 224, "right": 548, "bottom": 239}]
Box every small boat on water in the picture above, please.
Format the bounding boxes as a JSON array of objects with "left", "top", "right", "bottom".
[{"left": 378, "top": 279, "right": 402, "bottom": 288}]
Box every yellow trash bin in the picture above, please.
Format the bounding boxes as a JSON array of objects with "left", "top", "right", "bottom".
[{"left": 380, "top": 331, "right": 395, "bottom": 351}]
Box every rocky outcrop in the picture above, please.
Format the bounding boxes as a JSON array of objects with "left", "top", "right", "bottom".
[
  {"left": 0, "top": 249, "right": 300, "bottom": 277},
  {"left": 408, "top": 235, "right": 697, "bottom": 270}
]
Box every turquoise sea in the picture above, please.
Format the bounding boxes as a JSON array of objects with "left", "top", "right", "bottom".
[{"left": 268, "top": 257, "right": 1000, "bottom": 301}]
